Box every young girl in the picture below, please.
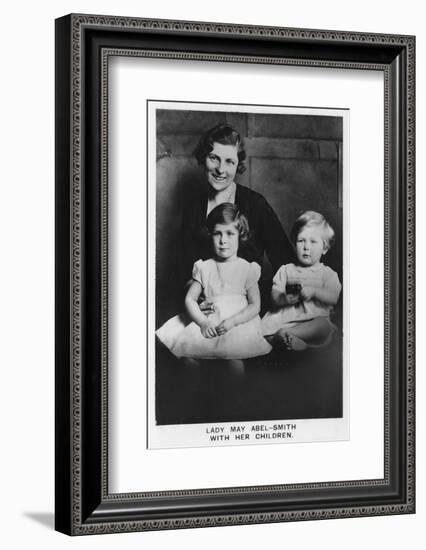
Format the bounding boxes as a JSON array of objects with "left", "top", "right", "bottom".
[
  {"left": 262, "top": 211, "right": 342, "bottom": 351},
  {"left": 156, "top": 203, "right": 272, "bottom": 363}
]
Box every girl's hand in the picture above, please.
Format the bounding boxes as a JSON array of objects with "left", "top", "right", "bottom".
[
  {"left": 300, "top": 286, "right": 316, "bottom": 301},
  {"left": 216, "top": 319, "right": 234, "bottom": 336},
  {"left": 200, "top": 320, "right": 218, "bottom": 339}
]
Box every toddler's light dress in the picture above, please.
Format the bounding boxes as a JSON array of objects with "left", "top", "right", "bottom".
[
  {"left": 261, "top": 263, "right": 342, "bottom": 346},
  {"left": 156, "top": 258, "right": 272, "bottom": 359}
]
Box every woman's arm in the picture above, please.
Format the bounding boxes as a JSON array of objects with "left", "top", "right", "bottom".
[
  {"left": 183, "top": 278, "right": 215, "bottom": 314},
  {"left": 216, "top": 284, "right": 261, "bottom": 335},
  {"left": 257, "top": 195, "right": 295, "bottom": 271},
  {"left": 185, "top": 281, "right": 217, "bottom": 338},
  {"left": 178, "top": 202, "right": 196, "bottom": 288}
]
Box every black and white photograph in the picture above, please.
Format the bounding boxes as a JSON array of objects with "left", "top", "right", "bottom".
[{"left": 148, "top": 101, "right": 349, "bottom": 449}]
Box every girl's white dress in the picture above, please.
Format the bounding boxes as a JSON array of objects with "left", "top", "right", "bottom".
[
  {"left": 261, "top": 263, "right": 342, "bottom": 344},
  {"left": 156, "top": 258, "right": 272, "bottom": 359}
]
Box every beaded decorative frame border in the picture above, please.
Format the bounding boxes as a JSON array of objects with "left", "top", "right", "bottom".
[{"left": 64, "top": 14, "right": 415, "bottom": 535}]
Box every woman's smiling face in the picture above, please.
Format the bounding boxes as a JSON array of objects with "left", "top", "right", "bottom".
[{"left": 204, "top": 142, "right": 239, "bottom": 192}]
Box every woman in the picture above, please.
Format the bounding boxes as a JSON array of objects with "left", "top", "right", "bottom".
[{"left": 179, "top": 124, "right": 294, "bottom": 301}]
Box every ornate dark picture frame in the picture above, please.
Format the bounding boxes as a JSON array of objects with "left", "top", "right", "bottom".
[{"left": 55, "top": 14, "right": 415, "bottom": 535}]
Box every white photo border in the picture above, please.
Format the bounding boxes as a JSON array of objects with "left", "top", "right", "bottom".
[{"left": 146, "top": 100, "right": 350, "bottom": 451}]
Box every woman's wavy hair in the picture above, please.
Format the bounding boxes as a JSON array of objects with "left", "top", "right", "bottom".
[
  {"left": 290, "top": 210, "right": 335, "bottom": 250},
  {"left": 193, "top": 124, "right": 247, "bottom": 174},
  {"left": 206, "top": 203, "right": 249, "bottom": 241}
]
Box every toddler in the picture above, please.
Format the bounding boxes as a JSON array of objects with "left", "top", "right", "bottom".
[{"left": 262, "top": 211, "right": 342, "bottom": 351}]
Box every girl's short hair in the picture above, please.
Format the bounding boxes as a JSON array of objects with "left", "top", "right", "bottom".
[
  {"left": 193, "top": 124, "right": 247, "bottom": 174},
  {"left": 290, "top": 210, "right": 335, "bottom": 250},
  {"left": 206, "top": 203, "right": 249, "bottom": 241}
]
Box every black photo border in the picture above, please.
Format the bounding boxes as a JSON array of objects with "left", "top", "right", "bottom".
[{"left": 55, "top": 14, "right": 415, "bottom": 535}]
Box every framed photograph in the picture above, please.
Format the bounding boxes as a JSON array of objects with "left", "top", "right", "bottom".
[{"left": 55, "top": 14, "right": 415, "bottom": 535}]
